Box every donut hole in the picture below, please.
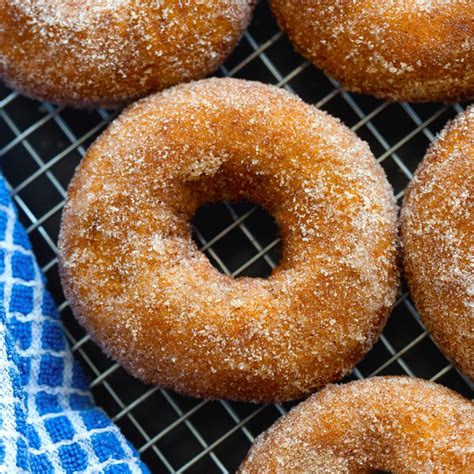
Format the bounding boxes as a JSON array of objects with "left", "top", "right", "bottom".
[{"left": 190, "top": 201, "right": 282, "bottom": 278}]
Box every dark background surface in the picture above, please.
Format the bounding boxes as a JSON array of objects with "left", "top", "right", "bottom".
[{"left": 1, "top": 1, "right": 472, "bottom": 473}]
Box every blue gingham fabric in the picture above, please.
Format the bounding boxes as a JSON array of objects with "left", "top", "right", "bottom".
[{"left": 0, "top": 175, "right": 149, "bottom": 473}]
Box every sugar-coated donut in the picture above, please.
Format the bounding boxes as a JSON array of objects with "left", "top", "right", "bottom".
[
  {"left": 0, "top": 1, "right": 254, "bottom": 107},
  {"left": 401, "top": 106, "right": 473, "bottom": 379},
  {"left": 239, "top": 377, "right": 474, "bottom": 473},
  {"left": 58, "top": 78, "right": 399, "bottom": 403},
  {"left": 269, "top": 0, "right": 474, "bottom": 102}
]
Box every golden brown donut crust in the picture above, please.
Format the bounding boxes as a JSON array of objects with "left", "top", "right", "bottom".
[
  {"left": 401, "top": 106, "right": 473, "bottom": 379},
  {"left": 58, "top": 78, "right": 399, "bottom": 402},
  {"left": 269, "top": 0, "right": 474, "bottom": 102},
  {"left": 0, "top": 1, "right": 254, "bottom": 107},
  {"left": 239, "top": 377, "right": 474, "bottom": 473}
]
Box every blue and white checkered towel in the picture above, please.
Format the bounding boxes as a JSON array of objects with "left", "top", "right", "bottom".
[{"left": 0, "top": 175, "right": 149, "bottom": 473}]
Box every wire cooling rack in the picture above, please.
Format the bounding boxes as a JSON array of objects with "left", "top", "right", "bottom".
[{"left": 1, "top": 2, "right": 473, "bottom": 473}]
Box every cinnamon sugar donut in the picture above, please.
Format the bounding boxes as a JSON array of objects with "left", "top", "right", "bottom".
[
  {"left": 239, "top": 377, "right": 474, "bottom": 473},
  {"left": 269, "top": 0, "right": 474, "bottom": 102},
  {"left": 58, "top": 78, "right": 399, "bottom": 402},
  {"left": 0, "top": 1, "right": 254, "bottom": 107},
  {"left": 401, "top": 106, "right": 473, "bottom": 379}
]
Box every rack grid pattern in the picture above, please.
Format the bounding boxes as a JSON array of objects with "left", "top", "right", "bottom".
[{"left": 0, "top": 2, "right": 472, "bottom": 473}]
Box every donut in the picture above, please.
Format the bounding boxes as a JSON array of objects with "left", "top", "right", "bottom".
[
  {"left": 269, "top": 0, "right": 474, "bottom": 102},
  {"left": 239, "top": 377, "right": 474, "bottom": 473},
  {"left": 0, "top": 1, "right": 254, "bottom": 108},
  {"left": 58, "top": 78, "right": 399, "bottom": 403},
  {"left": 401, "top": 106, "right": 473, "bottom": 379}
]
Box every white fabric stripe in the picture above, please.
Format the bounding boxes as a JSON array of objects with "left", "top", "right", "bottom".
[{"left": 0, "top": 200, "right": 28, "bottom": 472}]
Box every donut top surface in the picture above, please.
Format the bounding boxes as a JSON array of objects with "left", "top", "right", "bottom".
[
  {"left": 239, "top": 377, "right": 474, "bottom": 473},
  {"left": 270, "top": 0, "right": 474, "bottom": 102},
  {"left": 59, "top": 78, "right": 399, "bottom": 402},
  {"left": 0, "top": 0, "right": 254, "bottom": 107},
  {"left": 402, "top": 106, "right": 473, "bottom": 378}
]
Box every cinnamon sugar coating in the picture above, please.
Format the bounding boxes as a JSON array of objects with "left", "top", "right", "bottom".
[
  {"left": 269, "top": 0, "right": 474, "bottom": 102},
  {"left": 0, "top": 1, "right": 254, "bottom": 107},
  {"left": 239, "top": 377, "right": 474, "bottom": 473},
  {"left": 58, "top": 78, "right": 399, "bottom": 402},
  {"left": 401, "top": 106, "right": 473, "bottom": 379}
]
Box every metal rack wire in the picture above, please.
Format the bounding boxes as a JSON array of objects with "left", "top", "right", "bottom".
[{"left": 1, "top": 2, "right": 472, "bottom": 473}]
